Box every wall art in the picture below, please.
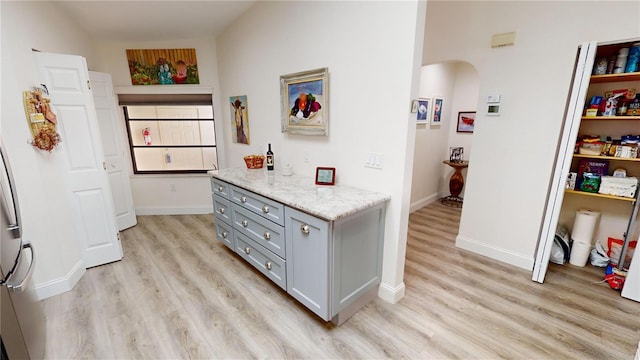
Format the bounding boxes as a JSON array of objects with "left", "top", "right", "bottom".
[
  {"left": 126, "top": 48, "right": 199, "bottom": 85},
  {"left": 416, "top": 98, "right": 430, "bottom": 124},
  {"left": 457, "top": 111, "right": 476, "bottom": 133},
  {"left": 230, "top": 95, "right": 250, "bottom": 144},
  {"left": 432, "top": 97, "right": 444, "bottom": 125},
  {"left": 281, "top": 67, "right": 328, "bottom": 136}
]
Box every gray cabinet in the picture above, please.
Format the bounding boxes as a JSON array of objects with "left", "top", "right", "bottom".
[{"left": 210, "top": 175, "right": 387, "bottom": 325}]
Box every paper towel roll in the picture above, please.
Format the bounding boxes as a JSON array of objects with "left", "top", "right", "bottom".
[
  {"left": 571, "top": 209, "right": 600, "bottom": 244},
  {"left": 570, "top": 241, "right": 591, "bottom": 267}
]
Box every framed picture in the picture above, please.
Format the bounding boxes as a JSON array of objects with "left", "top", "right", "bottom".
[
  {"left": 457, "top": 111, "right": 476, "bottom": 133},
  {"left": 450, "top": 147, "right": 464, "bottom": 162},
  {"left": 126, "top": 48, "right": 199, "bottom": 85},
  {"left": 315, "top": 167, "right": 336, "bottom": 185},
  {"left": 230, "top": 95, "right": 250, "bottom": 144},
  {"left": 416, "top": 98, "right": 430, "bottom": 124},
  {"left": 431, "top": 97, "right": 443, "bottom": 125},
  {"left": 281, "top": 67, "right": 329, "bottom": 136},
  {"left": 410, "top": 100, "right": 418, "bottom": 113}
]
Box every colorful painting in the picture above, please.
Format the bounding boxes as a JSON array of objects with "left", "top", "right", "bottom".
[
  {"left": 230, "top": 95, "right": 250, "bottom": 144},
  {"left": 432, "top": 97, "right": 443, "bottom": 125},
  {"left": 416, "top": 98, "right": 430, "bottom": 124},
  {"left": 457, "top": 111, "right": 475, "bottom": 133},
  {"left": 126, "top": 48, "right": 199, "bottom": 85},
  {"left": 281, "top": 68, "right": 329, "bottom": 136}
]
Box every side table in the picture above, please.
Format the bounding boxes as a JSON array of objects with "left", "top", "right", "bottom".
[{"left": 441, "top": 160, "right": 469, "bottom": 208}]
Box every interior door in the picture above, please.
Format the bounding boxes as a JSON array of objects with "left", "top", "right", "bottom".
[
  {"left": 35, "top": 52, "right": 123, "bottom": 268},
  {"left": 532, "top": 41, "right": 597, "bottom": 283},
  {"left": 89, "top": 71, "right": 137, "bottom": 231}
]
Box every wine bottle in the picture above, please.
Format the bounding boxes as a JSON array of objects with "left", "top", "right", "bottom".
[{"left": 266, "top": 143, "right": 274, "bottom": 171}]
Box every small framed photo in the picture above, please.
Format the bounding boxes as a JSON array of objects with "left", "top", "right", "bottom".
[
  {"left": 315, "top": 167, "right": 336, "bottom": 186},
  {"left": 457, "top": 111, "right": 475, "bottom": 133},
  {"left": 410, "top": 100, "right": 418, "bottom": 113},
  {"left": 431, "top": 97, "right": 443, "bottom": 125},
  {"left": 416, "top": 98, "right": 430, "bottom": 124}
]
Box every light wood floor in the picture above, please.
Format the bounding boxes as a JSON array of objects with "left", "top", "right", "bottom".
[{"left": 42, "top": 202, "right": 640, "bottom": 359}]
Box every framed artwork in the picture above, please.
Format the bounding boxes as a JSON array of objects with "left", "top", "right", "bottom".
[
  {"left": 230, "top": 95, "right": 250, "bottom": 144},
  {"left": 281, "top": 67, "right": 329, "bottom": 136},
  {"left": 126, "top": 48, "right": 199, "bottom": 85},
  {"left": 449, "top": 147, "right": 464, "bottom": 162},
  {"left": 315, "top": 167, "right": 336, "bottom": 185},
  {"left": 410, "top": 100, "right": 418, "bottom": 113},
  {"left": 457, "top": 111, "right": 476, "bottom": 133},
  {"left": 416, "top": 98, "right": 430, "bottom": 124},
  {"left": 431, "top": 97, "right": 443, "bottom": 125}
]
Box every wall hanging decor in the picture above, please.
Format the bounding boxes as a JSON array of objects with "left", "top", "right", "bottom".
[
  {"left": 431, "top": 97, "right": 444, "bottom": 125},
  {"left": 230, "top": 95, "right": 250, "bottom": 144},
  {"left": 23, "top": 86, "right": 61, "bottom": 152},
  {"left": 457, "top": 111, "right": 476, "bottom": 133},
  {"left": 281, "top": 67, "right": 328, "bottom": 136},
  {"left": 416, "top": 98, "right": 431, "bottom": 124},
  {"left": 126, "top": 48, "right": 199, "bottom": 85}
]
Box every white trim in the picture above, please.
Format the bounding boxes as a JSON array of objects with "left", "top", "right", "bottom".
[
  {"left": 377, "top": 281, "right": 405, "bottom": 304},
  {"left": 456, "top": 235, "right": 533, "bottom": 270},
  {"left": 114, "top": 85, "right": 213, "bottom": 95},
  {"left": 34, "top": 260, "right": 86, "bottom": 300},
  {"left": 409, "top": 192, "right": 440, "bottom": 213},
  {"left": 135, "top": 206, "right": 213, "bottom": 215}
]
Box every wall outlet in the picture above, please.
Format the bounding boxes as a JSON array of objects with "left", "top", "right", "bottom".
[
  {"left": 304, "top": 152, "right": 309, "bottom": 163},
  {"left": 169, "top": 183, "right": 176, "bottom": 192}
]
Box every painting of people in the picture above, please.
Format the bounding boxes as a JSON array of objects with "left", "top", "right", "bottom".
[
  {"left": 230, "top": 95, "right": 250, "bottom": 144},
  {"left": 126, "top": 48, "right": 199, "bottom": 85}
]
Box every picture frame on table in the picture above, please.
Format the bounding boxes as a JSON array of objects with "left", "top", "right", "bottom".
[
  {"left": 315, "top": 167, "right": 336, "bottom": 185},
  {"left": 416, "top": 98, "right": 430, "bottom": 124},
  {"left": 280, "top": 67, "right": 329, "bottom": 136},
  {"left": 457, "top": 111, "right": 476, "bottom": 133}
]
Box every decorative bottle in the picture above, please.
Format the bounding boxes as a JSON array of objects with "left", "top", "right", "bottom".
[{"left": 266, "top": 143, "right": 274, "bottom": 171}]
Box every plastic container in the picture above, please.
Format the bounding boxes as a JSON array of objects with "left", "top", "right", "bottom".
[
  {"left": 625, "top": 43, "right": 640, "bottom": 73},
  {"left": 570, "top": 241, "right": 592, "bottom": 267},
  {"left": 614, "top": 48, "right": 629, "bottom": 74}
]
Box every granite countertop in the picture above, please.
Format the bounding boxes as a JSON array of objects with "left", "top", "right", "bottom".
[{"left": 208, "top": 167, "right": 390, "bottom": 221}]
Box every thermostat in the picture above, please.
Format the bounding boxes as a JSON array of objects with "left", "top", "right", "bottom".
[{"left": 487, "top": 104, "right": 501, "bottom": 116}]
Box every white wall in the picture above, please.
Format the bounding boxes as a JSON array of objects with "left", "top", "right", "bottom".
[
  {"left": 0, "top": 1, "right": 99, "bottom": 298},
  {"left": 216, "top": 1, "right": 426, "bottom": 303},
  {"left": 423, "top": 1, "right": 640, "bottom": 269},
  {"left": 93, "top": 38, "right": 223, "bottom": 214}
]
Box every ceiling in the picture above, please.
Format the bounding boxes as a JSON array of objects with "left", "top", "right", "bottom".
[{"left": 54, "top": 1, "right": 256, "bottom": 42}]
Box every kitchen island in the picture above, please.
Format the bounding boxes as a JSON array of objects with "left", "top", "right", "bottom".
[{"left": 209, "top": 167, "right": 390, "bottom": 324}]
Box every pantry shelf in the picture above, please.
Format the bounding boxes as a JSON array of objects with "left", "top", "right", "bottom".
[
  {"left": 565, "top": 189, "right": 636, "bottom": 202},
  {"left": 590, "top": 72, "right": 640, "bottom": 83},
  {"left": 573, "top": 154, "right": 640, "bottom": 162},
  {"left": 581, "top": 116, "right": 640, "bottom": 120}
]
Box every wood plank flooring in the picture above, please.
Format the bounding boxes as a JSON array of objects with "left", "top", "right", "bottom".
[{"left": 42, "top": 202, "right": 640, "bottom": 359}]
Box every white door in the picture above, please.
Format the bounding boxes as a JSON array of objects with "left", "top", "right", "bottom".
[
  {"left": 35, "top": 52, "right": 123, "bottom": 268},
  {"left": 89, "top": 71, "right": 137, "bottom": 231},
  {"left": 531, "top": 41, "right": 597, "bottom": 283}
]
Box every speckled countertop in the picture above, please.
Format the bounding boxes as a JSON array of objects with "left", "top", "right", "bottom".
[{"left": 208, "top": 167, "right": 390, "bottom": 221}]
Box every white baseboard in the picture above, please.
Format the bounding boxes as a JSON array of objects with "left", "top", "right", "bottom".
[
  {"left": 378, "top": 281, "right": 405, "bottom": 304},
  {"left": 410, "top": 193, "right": 440, "bottom": 213},
  {"left": 135, "top": 206, "right": 213, "bottom": 215},
  {"left": 456, "top": 235, "right": 533, "bottom": 270},
  {"left": 35, "top": 260, "right": 86, "bottom": 300}
]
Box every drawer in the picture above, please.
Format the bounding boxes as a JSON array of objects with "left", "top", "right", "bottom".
[
  {"left": 230, "top": 185, "right": 284, "bottom": 226},
  {"left": 211, "top": 178, "right": 230, "bottom": 199},
  {"left": 235, "top": 232, "right": 286, "bottom": 290},
  {"left": 231, "top": 204, "right": 286, "bottom": 259},
  {"left": 214, "top": 219, "right": 234, "bottom": 250},
  {"left": 212, "top": 195, "right": 233, "bottom": 224}
]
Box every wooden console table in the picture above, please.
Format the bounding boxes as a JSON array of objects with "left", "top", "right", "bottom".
[{"left": 441, "top": 160, "right": 469, "bottom": 207}]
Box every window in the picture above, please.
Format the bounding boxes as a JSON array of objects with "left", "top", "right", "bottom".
[{"left": 124, "top": 105, "right": 218, "bottom": 174}]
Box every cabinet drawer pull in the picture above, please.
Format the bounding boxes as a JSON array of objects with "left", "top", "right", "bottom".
[
  {"left": 265, "top": 261, "right": 272, "bottom": 271},
  {"left": 262, "top": 205, "right": 270, "bottom": 213},
  {"left": 244, "top": 246, "right": 251, "bottom": 254},
  {"left": 217, "top": 185, "right": 223, "bottom": 192},
  {"left": 242, "top": 219, "right": 248, "bottom": 227},
  {"left": 219, "top": 207, "right": 225, "bottom": 214},
  {"left": 263, "top": 231, "right": 271, "bottom": 240},
  {"left": 222, "top": 230, "right": 228, "bottom": 239},
  {"left": 240, "top": 196, "right": 247, "bottom": 203},
  {"left": 300, "top": 224, "right": 310, "bottom": 234}
]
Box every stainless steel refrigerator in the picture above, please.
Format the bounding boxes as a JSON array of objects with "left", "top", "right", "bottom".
[{"left": 0, "top": 145, "right": 45, "bottom": 359}]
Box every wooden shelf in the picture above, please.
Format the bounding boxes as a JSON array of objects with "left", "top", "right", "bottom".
[
  {"left": 573, "top": 154, "right": 640, "bottom": 162},
  {"left": 565, "top": 189, "right": 636, "bottom": 202},
  {"left": 581, "top": 116, "right": 640, "bottom": 121},
  {"left": 590, "top": 72, "right": 640, "bottom": 84}
]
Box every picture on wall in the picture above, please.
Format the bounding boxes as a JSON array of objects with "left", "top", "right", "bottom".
[
  {"left": 432, "top": 97, "right": 443, "bottom": 125},
  {"left": 457, "top": 111, "right": 476, "bottom": 133},
  {"left": 416, "top": 98, "right": 430, "bottom": 124},
  {"left": 230, "top": 95, "right": 250, "bottom": 144},
  {"left": 281, "top": 67, "right": 328, "bottom": 136},
  {"left": 126, "top": 48, "right": 199, "bottom": 85}
]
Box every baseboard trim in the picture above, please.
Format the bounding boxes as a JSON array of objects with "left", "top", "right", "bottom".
[
  {"left": 135, "top": 206, "right": 213, "bottom": 215},
  {"left": 378, "top": 281, "right": 405, "bottom": 304},
  {"left": 34, "top": 260, "right": 86, "bottom": 300},
  {"left": 410, "top": 193, "right": 440, "bottom": 213},
  {"left": 456, "top": 235, "right": 533, "bottom": 270}
]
